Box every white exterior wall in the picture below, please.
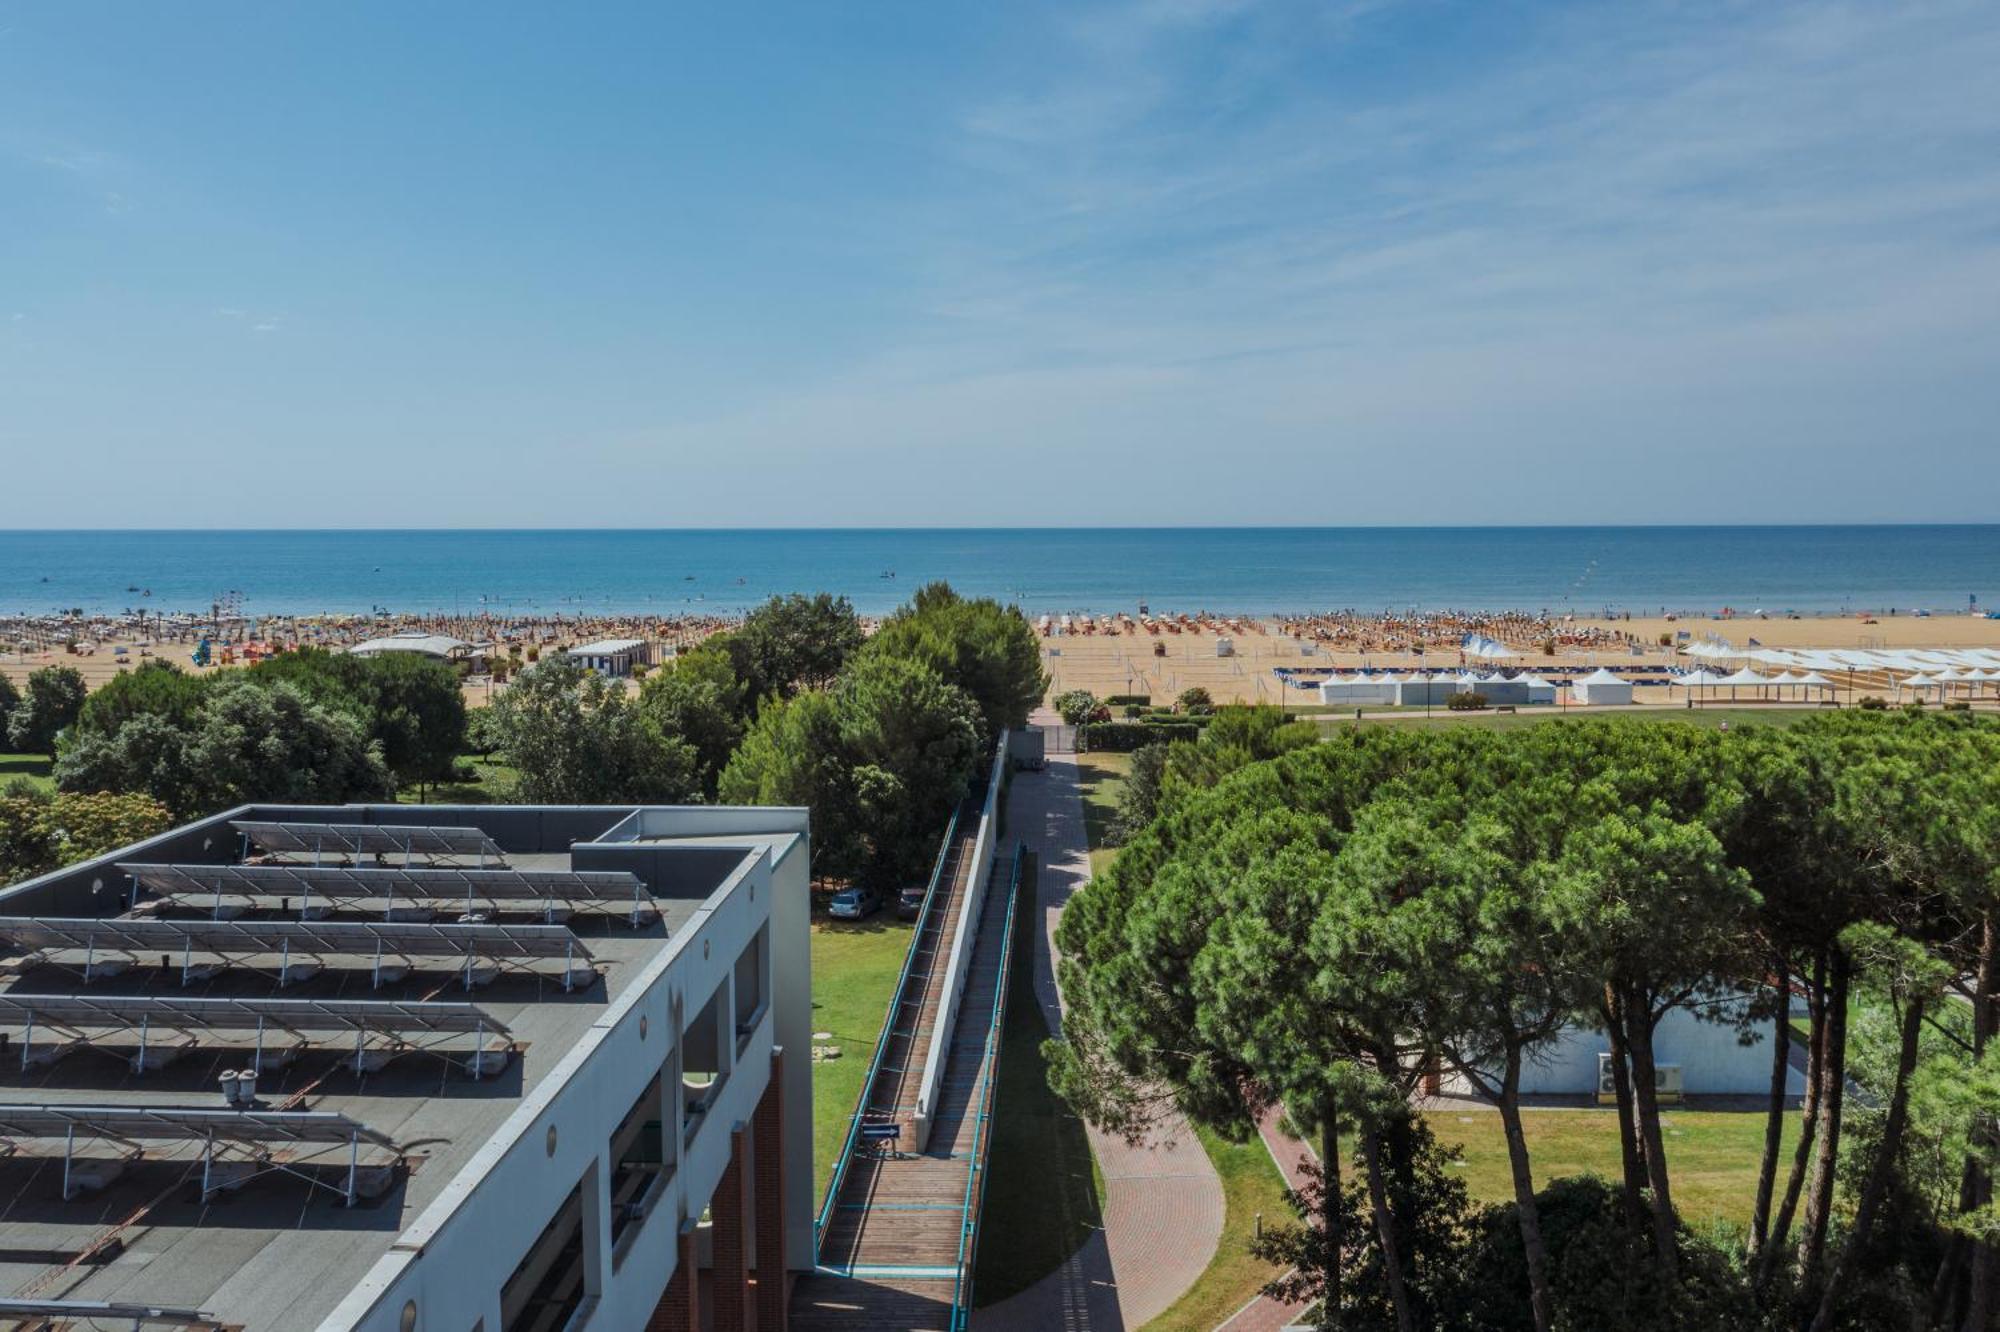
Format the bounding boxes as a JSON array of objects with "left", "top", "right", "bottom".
[
  {"left": 322, "top": 819, "right": 811, "bottom": 1332},
  {"left": 1447, "top": 1004, "right": 1804, "bottom": 1098},
  {"left": 1318, "top": 680, "right": 1397, "bottom": 705}
]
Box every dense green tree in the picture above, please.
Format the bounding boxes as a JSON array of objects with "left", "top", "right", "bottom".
[
  {"left": 74, "top": 659, "right": 211, "bottom": 737},
  {"left": 731, "top": 594, "right": 865, "bottom": 701},
  {"left": 360, "top": 652, "right": 468, "bottom": 794},
  {"left": 639, "top": 650, "right": 747, "bottom": 799},
  {"left": 1111, "top": 742, "right": 1171, "bottom": 843},
  {"left": 7, "top": 664, "right": 86, "bottom": 756},
  {"left": 719, "top": 691, "right": 865, "bottom": 880},
  {"left": 488, "top": 657, "right": 696, "bottom": 805},
  {"left": 834, "top": 653, "right": 981, "bottom": 883},
  {"left": 863, "top": 582, "right": 1046, "bottom": 737},
  {"left": 0, "top": 672, "right": 21, "bottom": 742},
  {"left": 246, "top": 648, "right": 466, "bottom": 793}
]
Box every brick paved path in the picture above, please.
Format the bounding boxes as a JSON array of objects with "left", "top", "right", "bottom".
[
  {"left": 1215, "top": 1103, "right": 1319, "bottom": 1331},
  {"left": 974, "top": 727, "right": 1224, "bottom": 1330}
]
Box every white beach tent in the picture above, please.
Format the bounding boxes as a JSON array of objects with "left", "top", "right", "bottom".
[
  {"left": 1572, "top": 668, "right": 1634, "bottom": 706},
  {"left": 1319, "top": 673, "right": 1399, "bottom": 706},
  {"left": 1715, "top": 667, "right": 1772, "bottom": 698},
  {"left": 1792, "top": 671, "right": 1836, "bottom": 699},
  {"left": 1516, "top": 673, "right": 1560, "bottom": 704}
]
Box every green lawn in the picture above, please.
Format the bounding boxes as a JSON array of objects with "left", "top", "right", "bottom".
[
  {"left": 1143, "top": 1125, "right": 1294, "bottom": 1332},
  {"left": 0, "top": 753, "right": 54, "bottom": 794},
  {"left": 1425, "top": 1107, "right": 1798, "bottom": 1228},
  {"left": 1072, "top": 750, "right": 1131, "bottom": 878},
  {"left": 398, "top": 755, "right": 519, "bottom": 804},
  {"left": 974, "top": 855, "right": 1108, "bottom": 1306},
  {"left": 808, "top": 911, "right": 916, "bottom": 1207}
]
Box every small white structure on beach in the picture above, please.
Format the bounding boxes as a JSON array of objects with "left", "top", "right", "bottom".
[
  {"left": 1571, "top": 668, "right": 1634, "bottom": 706},
  {"left": 566, "top": 637, "right": 651, "bottom": 678},
  {"left": 1318, "top": 674, "right": 1399, "bottom": 706},
  {"left": 348, "top": 632, "right": 478, "bottom": 664},
  {"left": 1394, "top": 672, "right": 1466, "bottom": 707},
  {"left": 1517, "top": 673, "right": 1560, "bottom": 704}
]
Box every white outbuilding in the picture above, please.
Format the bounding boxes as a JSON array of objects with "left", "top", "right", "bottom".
[
  {"left": 1317, "top": 673, "right": 1400, "bottom": 706},
  {"left": 1571, "top": 668, "right": 1634, "bottom": 706}
]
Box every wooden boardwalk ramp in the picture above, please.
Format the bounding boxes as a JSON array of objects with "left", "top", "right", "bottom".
[{"left": 793, "top": 809, "right": 1025, "bottom": 1332}]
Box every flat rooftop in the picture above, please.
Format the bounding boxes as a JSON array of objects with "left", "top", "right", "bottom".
[{"left": 0, "top": 820, "right": 768, "bottom": 1328}]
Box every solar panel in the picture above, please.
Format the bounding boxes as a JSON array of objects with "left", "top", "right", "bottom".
[
  {"left": 230, "top": 820, "right": 506, "bottom": 863},
  {"left": 0, "top": 1300, "right": 219, "bottom": 1329},
  {"left": 120, "top": 861, "right": 650, "bottom": 908},
  {"left": 0, "top": 916, "right": 590, "bottom": 961},
  {"left": 0, "top": 993, "right": 507, "bottom": 1038},
  {"left": 0, "top": 1103, "right": 397, "bottom": 1149}
]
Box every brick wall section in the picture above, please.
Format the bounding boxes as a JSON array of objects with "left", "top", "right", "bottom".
[
  {"left": 647, "top": 1222, "right": 701, "bottom": 1332},
  {"left": 712, "top": 1124, "right": 752, "bottom": 1332},
  {"left": 753, "top": 1047, "right": 788, "bottom": 1332}
]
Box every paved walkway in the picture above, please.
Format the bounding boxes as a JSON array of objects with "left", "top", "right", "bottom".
[
  {"left": 1216, "top": 1104, "right": 1317, "bottom": 1332},
  {"left": 975, "top": 736, "right": 1225, "bottom": 1331}
]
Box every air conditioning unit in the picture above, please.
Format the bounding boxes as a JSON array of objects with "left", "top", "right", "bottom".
[{"left": 1596, "top": 1053, "right": 1686, "bottom": 1104}]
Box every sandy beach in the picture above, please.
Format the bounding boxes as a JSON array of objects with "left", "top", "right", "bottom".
[
  {"left": 9, "top": 606, "right": 2000, "bottom": 712},
  {"left": 1037, "top": 610, "right": 2000, "bottom": 707}
]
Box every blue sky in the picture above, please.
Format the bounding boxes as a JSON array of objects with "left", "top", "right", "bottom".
[{"left": 3, "top": 1, "right": 1997, "bottom": 527}]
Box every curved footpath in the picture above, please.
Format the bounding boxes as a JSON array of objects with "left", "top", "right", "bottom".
[{"left": 976, "top": 734, "right": 1225, "bottom": 1331}]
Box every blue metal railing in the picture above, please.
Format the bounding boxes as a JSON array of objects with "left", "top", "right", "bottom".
[
  {"left": 947, "top": 841, "right": 1027, "bottom": 1330},
  {"left": 815, "top": 806, "right": 965, "bottom": 1241}
]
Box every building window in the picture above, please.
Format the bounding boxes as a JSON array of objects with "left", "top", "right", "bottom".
[
  {"left": 609, "top": 1070, "right": 672, "bottom": 1260},
  {"left": 501, "top": 1179, "right": 587, "bottom": 1332}
]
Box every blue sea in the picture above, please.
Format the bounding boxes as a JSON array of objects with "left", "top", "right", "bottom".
[{"left": 1, "top": 528, "right": 1996, "bottom": 619}]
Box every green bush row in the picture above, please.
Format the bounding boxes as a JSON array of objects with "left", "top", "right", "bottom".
[{"left": 1078, "top": 721, "right": 1204, "bottom": 751}]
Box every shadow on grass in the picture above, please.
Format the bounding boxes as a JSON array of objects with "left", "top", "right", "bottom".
[
  {"left": 0, "top": 754, "right": 54, "bottom": 792},
  {"left": 974, "top": 854, "right": 1106, "bottom": 1307}
]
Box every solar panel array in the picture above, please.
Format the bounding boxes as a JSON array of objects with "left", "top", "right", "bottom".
[
  {"left": 0, "top": 992, "right": 508, "bottom": 1039},
  {"left": 231, "top": 820, "right": 505, "bottom": 863},
  {"left": 120, "top": 861, "right": 649, "bottom": 910},
  {"left": 0, "top": 916, "right": 590, "bottom": 961},
  {"left": 0, "top": 1103, "right": 398, "bottom": 1148}
]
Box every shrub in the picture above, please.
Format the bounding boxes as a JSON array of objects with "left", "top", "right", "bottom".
[
  {"left": 1104, "top": 694, "right": 1151, "bottom": 707},
  {"left": 1176, "top": 686, "right": 1214, "bottom": 715},
  {"left": 1446, "top": 691, "right": 1490, "bottom": 711},
  {"left": 1858, "top": 695, "right": 1888, "bottom": 710},
  {"left": 1079, "top": 721, "right": 1202, "bottom": 751},
  {"left": 1054, "top": 689, "right": 1100, "bottom": 726}
]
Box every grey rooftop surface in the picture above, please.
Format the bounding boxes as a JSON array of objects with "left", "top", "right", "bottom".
[{"left": 0, "top": 836, "right": 730, "bottom": 1327}]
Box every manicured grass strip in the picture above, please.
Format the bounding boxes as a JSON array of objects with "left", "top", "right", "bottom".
[
  {"left": 809, "top": 914, "right": 916, "bottom": 1207},
  {"left": 1140, "top": 1125, "right": 1291, "bottom": 1332},
  {"left": 398, "top": 755, "right": 519, "bottom": 804},
  {"left": 1423, "top": 1107, "right": 1800, "bottom": 1227},
  {"left": 974, "top": 856, "right": 1108, "bottom": 1306},
  {"left": 1072, "top": 750, "right": 1131, "bottom": 879},
  {"left": 0, "top": 753, "right": 54, "bottom": 794}
]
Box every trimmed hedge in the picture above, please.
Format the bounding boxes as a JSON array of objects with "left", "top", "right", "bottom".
[
  {"left": 1104, "top": 693, "right": 1152, "bottom": 707},
  {"left": 1079, "top": 721, "right": 1203, "bottom": 751}
]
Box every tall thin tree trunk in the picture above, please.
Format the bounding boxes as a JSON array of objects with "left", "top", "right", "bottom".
[
  {"left": 1811, "top": 994, "right": 1925, "bottom": 1332},
  {"left": 1797, "top": 948, "right": 1852, "bottom": 1296},
  {"left": 1960, "top": 917, "right": 2000, "bottom": 1332},
  {"left": 1360, "top": 1124, "right": 1416, "bottom": 1332},
  {"left": 1603, "top": 986, "right": 1647, "bottom": 1222},
  {"left": 1323, "top": 1100, "right": 1343, "bottom": 1332},
  {"left": 1498, "top": 1052, "right": 1554, "bottom": 1332},
  {"left": 1761, "top": 949, "right": 1826, "bottom": 1292},
  {"left": 1623, "top": 994, "right": 1680, "bottom": 1279},
  {"left": 1749, "top": 956, "right": 1791, "bottom": 1261}
]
